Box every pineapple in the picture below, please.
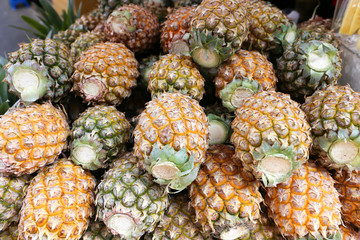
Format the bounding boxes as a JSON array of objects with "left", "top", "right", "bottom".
[
  {"left": 18, "top": 159, "right": 97, "bottom": 240},
  {"left": 340, "top": 225, "right": 360, "bottom": 240},
  {"left": 104, "top": 4, "right": 160, "bottom": 53},
  {"left": 0, "top": 103, "right": 70, "bottom": 176},
  {"left": 230, "top": 91, "right": 312, "bottom": 186},
  {"left": 71, "top": 42, "right": 139, "bottom": 105},
  {"left": 189, "top": 0, "right": 249, "bottom": 68},
  {"left": 241, "top": 0, "right": 291, "bottom": 56},
  {"left": 72, "top": 8, "right": 105, "bottom": 32},
  {"left": 298, "top": 15, "right": 340, "bottom": 49},
  {"left": 133, "top": 92, "right": 208, "bottom": 191},
  {"left": 333, "top": 170, "right": 360, "bottom": 229},
  {"left": 95, "top": 152, "right": 169, "bottom": 239},
  {"left": 147, "top": 194, "right": 210, "bottom": 240},
  {"left": 4, "top": 39, "right": 73, "bottom": 104},
  {"left": 98, "top": 0, "right": 142, "bottom": 17},
  {"left": 189, "top": 144, "right": 263, "bottom": 239},
  {"left": 0, "top": 173, "right": 30, "bottom": 231},
  {"left": 214, "top": 49, "right": 277, "bottom": 111},
  {"left": 70, "top": 105, "right": 132, "bottom": 170},
  {"left": 147, "top": 54, "right": 205, "bottom": 101},
  {"left": 81, "top": 220, "right": 121, "bottom": 240},
  {"left": 243, "top": 214, "right": 284, "bottom": 240},
  {"left": 160, "top": 6, "right": 197, "bottom": 54},
  {"left": 265, "top": 161, "right": 342, "bottom": 239},
  {"left": 71, "top": 31, "right": 106, "bottom": 62},
  {"left": 301, "top": 85, "right": 360, "bottom": 171},
  {"left": 173, "top": 0, "right": 202, "bottom": 8},
  {"left": 53, "top": 28, "right": 86, "bottom": 48},
  {"left": 276, "top": 39, "right": 342, "bottom": 103},
  {"left": 143, "top": 0, "right": 172, "bottom": 21},
  {"left": 0, "top": 222, "right": 19, "bottom": 240},
  {"left": 139, "top": 54, "right": 161, "bottom": 88}
]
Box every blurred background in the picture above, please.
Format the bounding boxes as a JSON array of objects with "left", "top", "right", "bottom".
[{"left": 0, "top": 0, "right": 336, "bottom": 56}]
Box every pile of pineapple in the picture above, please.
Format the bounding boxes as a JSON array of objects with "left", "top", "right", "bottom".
[{"left": 0, "top": 0, "right": 359, "bottom": 239}]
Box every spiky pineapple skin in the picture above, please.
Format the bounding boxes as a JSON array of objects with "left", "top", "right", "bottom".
[
  {"left": 160, "top": 6, "right": 196, "bottom": 53},
  {"left": 0, "top": 174, "right": 30, "bottom": 231},
  {"left": 53, "top": 28, "right": 86, "bottom": 48},
  {"left": 265, "top": 162, "right": 342, "bottom": 239},
  {"left": 70, "top": 105, "right": 132, "bottom": 170},
  {"left": 104, "top": 4, "right": 160, "bottom": 53},
  {"left": 301, "top": 85, "right": 360, "bottom": 170},
  {"left": 173, "top": 0, "right": 202, "bottom": 7},
  {"left": 71, "top": 42, "right": 139, "bottom": 105},
  {"left": 4, "top": 39, "right": 73, "bottom": 103},
  {"left": 0, "top": 103, "right": 70, "bottom": 176},
  {"left": 0, "top": 222, "right": 19, "bottom": 240},
  {"left": 72, "top": 9, "right": 105, "bottom": 32},
  {"left": 18, "top": 159, "right": 97, "bottom": 240},
  {"left": 148, "top": 194, "right": 209, "bottom": 240},
  {"left": 333, "top": 170, "right": 360, "bottom": 229},
  {"left": 81, "top": 221, "right": 121, "bottom": 240},
  {"left": 189, "top": 144, "right": 263, "bottom": 238},
  {"left": 241, "top": 0, "right": 290, "bottom": 55},
  {"left": 147, "top": 54, "right": 205, "bottom": 100},
  {"left": 71, "top": 31, "right": 106, "bottom": 62},
  {"left": 95, "top": 152, "right": 169, "bottom": 239},
  {"left": 230, "top": 91, "right": 312, "bottom": 185},
  {"left": 133, "top": 92, "right": 208, "bottom": 173},
  {"left": 340, "top": 225, "right": 359, "bottom": 240},
  {"left": 98, "top": 0, "right": 142, "bottom": 17}
]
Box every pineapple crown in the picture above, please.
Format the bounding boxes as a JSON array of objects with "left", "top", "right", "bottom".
[
  {"left": 189, "top": 29, "right": 233, "bottom": 68},
  {"left": 275, "top": 23, "right": 299, "bottom": 51},
  {"left": 219, "top": 77, "right": 262, "bottom": 112},
  {"left": 145, "top": 144, "right": 199, "bottom": 192},
  {"left": 253, "top": 141, "right": 301, "bottom": 187}
]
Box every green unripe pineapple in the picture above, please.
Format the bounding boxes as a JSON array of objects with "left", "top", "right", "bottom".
[
  {"left": 95, "top": 152, "right": 169, "bottom": 239},
  {"left": 70, "top": 105, "right": 132, "bottom": 170}
]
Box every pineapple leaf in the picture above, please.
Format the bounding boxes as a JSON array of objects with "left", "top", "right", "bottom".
[
  {"left": 9, "top": 25, "right": 44, "bottom": 39},
  {"left": 21, "top": 16, "right": 49, "bottom": 36},
  {"left": 0, "top": 102, "right": 10, "bottom": 115},
  {"left": 39, "top": 0, "right": 63, "bottom": 29}
]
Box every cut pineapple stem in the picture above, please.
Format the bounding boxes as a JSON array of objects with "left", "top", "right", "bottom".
[
  {"left": 285, "top": 31, "right": 297, "bottom": 44},
  {"left": 152, "top": 162, "right": 180, "bottom": 180},
  {"left": 82, "top": 79, "right": 103, "bottom": 99},
  {"left": 260, "top": 156, "right": 292, "bottom": 176},
  {"left": 231, "top": 88, "right": 253, "bottom": 108},
  {"left": 329, "top": 140, "right": 359, "bottom": 164},
  {"left": 107, "top": 214, "right": 135, "bottom": 236},
  {"left": 307, "top": 50, "right": 332, "bottom": 72},
  {"left": 208, "top": 120, "right": 229, "bottom": 145},
  {"left": 12, "top": 69, "right": 45, "bottom": 103},
  {"left": 170, "top": 40, "right": 190, "bottom": 55},
  {"left": 110, "top": 10, "right": 136, "bottom": 33},
  {"left": 72, "top": 145, "right": 97, "bottom": 165},
  {"left": 192, "top": 47, "right": 221, "bottom": 68},
  {"left": 220, "top": 225, "right": 249, "bottom": 240}
]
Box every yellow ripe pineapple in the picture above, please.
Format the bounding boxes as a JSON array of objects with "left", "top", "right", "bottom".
[
  {"left": 189, "top": 144, "right": 263, "bottom": 240},
  {"left": 18, "top": 159, "right": 97, "bottom": 240},
  {"left": 71, "top": 42, "right": 139, "bottom": 105},
  {"left": 265, "top": 162, "right": 342, "bottom": 239},
  {"left": 0, "top": 103, "right": 70, "bottom": 176},
  {"left": 214, "top": 49, "right": 277, "bottom": 111},
  {"left": 333, "top": 170, "right": 360, "bottom": 229},
  {"left": 230, "top": 91, "right": 312, "bottom": 186},
  {"left": 133, "top": 92, "right": 208, "bottom": 191},
  {"left": 340, "top": 225, "right": 359, "bottom": 240}
]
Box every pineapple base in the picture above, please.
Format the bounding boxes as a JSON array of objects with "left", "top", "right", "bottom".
[
  {"left": 208, "top": 114, "right": 230, "bottom": 145},
  {"left": 307, "top": 50, "right": 332, "bottom": 72},
  {"left": 80, "top": 77, "right": 106, "bottom": 102},
  {"left": 152, "top": 162, "right": 180, "bottom": 180},
  {"left": 260, "top": 156, "right": 292, "bottom": 175},
  {"left": 169, "top": 39, "right": 190, "bottom": 55},
  {"left": 107, "top": 214, "right": 136, "bottom": 237},
  {"left": 72, "top": 145, "right": 97, "bottom": 165},
  {"left": 329, "top": 140, "right": 359, "bottom": 164}
]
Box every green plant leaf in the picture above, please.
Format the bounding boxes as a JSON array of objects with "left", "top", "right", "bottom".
[
  {"left": 0, "top": 102, "right": 10, "bottom": 115},
  {"left": 39, "top": 0, "right": 63, "bottom": 29},
  {"left": 8, "top": 25, "right": 44, "bottom": 38},
  {"left": 21, "top": 16, "right": 48, "bottom": 36}
]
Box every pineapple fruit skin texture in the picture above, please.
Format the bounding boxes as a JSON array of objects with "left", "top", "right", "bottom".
[
  {"left": 95, "top": 152, "right": 169, "bottom": 239},
  {"left": 70, "top": 105, "right": 132, "bottom": 170},
  {"left": 160, "top": 6, "right": 197, "bottom": 53},
  {"left": 301, "top": 85, "right": 360, "bottom": 171},
  {"left": 104, "top": 4, "right": 160, "bottom": 54},
  {"left": 0, "top": 103, "right": 70, "bottom": 176},
  {"left": 189, "top": 144, "right": 263, "bottom": 239},
  {"left": 333, "top": 170, "right": 360, "bottom": 229},
  {"left": 265, "top": 162, "right": 342, "bottom": 239},
  {"left": 18, "top": 159, "right": 97, "bottom": 240},
  {"left": 71, "top": 42, "right": 139, "bottom": 106},
  {"left": 214, "top": 49, "right": 277, "bottom": 96},
  {"left": 147, "top": 54, "right": 205, "bottom": 101},
  {"left": 70, "top": 32, "right": 106, "bottom": 63},
  {"left": 81, "top": 221, "right": 121, "bottom": 240},
  {"left": 230, "top": 91, "right": 312, "bottom": 186},
  {"left": 0, "top": 222, "right": 19, "bottom": 240},
  {"left": 0, "top": 173, "right": 30, "bottom": 231},
  {"left": 147, "top": 194, "right": 209, "bottom": 240},
  {"left": 98, "top": 0, "right": 143, "bottom": 17},
  {"left": 4, "top": 39, "right": 73, "bottom": 104}
]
